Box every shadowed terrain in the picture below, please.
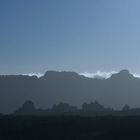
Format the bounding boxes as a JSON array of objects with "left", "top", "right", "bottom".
[
  {"left": 0, "top": 115, "right": 140, "bottom": 140},
  {"left": 0, "top": 70, "right": 140, "bottom": 113},
  {"left": 0, "top": 70, "right": 140, "bottom": 139}
]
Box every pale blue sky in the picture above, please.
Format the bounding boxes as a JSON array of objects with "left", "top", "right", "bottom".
[{"left": 0, "top": 0, "right": 140, "bottom": 74}]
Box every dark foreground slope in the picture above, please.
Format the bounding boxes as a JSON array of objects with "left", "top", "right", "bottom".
[
  {"left": 1, "top": 69, "right": 140, "bottom": 114},
  {"left": 0, "top": 115, "right": 140, "bottom": 140}
]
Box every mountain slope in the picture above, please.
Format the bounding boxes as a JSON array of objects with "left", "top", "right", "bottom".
[{"left": 0, "top": 70, "right": 140, "bottom": 114}]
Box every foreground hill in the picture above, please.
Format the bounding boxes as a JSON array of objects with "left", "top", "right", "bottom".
[
  {"left": 0, "top": 116, "right": 140, "bottom": 140},
  {"left": 0, "top": 70, "right": 140, "bottom": 114}
]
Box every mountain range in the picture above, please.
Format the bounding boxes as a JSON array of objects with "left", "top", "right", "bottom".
[{"left": 1, "top": 69, "right": 140, "bottom": 114}]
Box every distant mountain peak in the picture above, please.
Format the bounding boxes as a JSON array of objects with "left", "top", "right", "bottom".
[
  {"left": 14, "top": 100, "right": 36, "bottom": 115},
  {"left": 43, "top": 71, "right": 79, "bottom": 78},
  {"left": 110, "top": 69, "right": 134, "bottom": 79},
  {"left": 119, "top": 69, "right": 130, "bottom": 75}
]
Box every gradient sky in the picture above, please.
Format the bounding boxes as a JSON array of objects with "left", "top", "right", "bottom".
[{"left": 1, "top": 0, "right": 140, "bottom": 75}]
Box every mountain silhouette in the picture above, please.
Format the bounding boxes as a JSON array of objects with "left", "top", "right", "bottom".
[
  {"left": 14, "top": 100, "right": 37, "bottom": 115},
  {"left": 1, "top": 69, "right": 140, "bottom": 114},
  {"left": 110, "top": 70, "right": 134, "bottom": 80},
  {"left": 14, "top": 100, "right": 113, "bottom": 116}
]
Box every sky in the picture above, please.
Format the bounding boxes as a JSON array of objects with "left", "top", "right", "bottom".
[{"left": 1, "top": 0, "right": 140, "bottom": 75}]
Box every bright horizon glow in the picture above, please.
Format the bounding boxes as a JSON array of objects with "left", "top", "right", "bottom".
[{"left": 80, "top": 71, "right": 118, "bottom": 79}]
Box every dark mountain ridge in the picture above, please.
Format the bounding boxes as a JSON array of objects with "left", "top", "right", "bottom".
[{"left": 0, "top": 70, "right": 140, "bottom": 114}]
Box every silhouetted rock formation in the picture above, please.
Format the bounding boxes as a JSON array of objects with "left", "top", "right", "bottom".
[
  {"left": 13, "top": 100, "right": 140, "bottom": 117},
  {"left": 51, "top": 102, "right": 78, "bottom": 113},
  {"left": 14, "top": 101, "right": 79, "bottom": 116},
  {"left": 14, "top": 100, "right": 110, "bottom": 116},
  {"left": 82, "top": 101, "right": 105, "bottom": 112},
  {"left": 14, "top": 100, "right": 37, "bottom": 115},
  {"left": 122, "top": 104, "right": 130, "bottom": 111},
  {"left": 1, "top": 69, "right": 140, "bottom": 114},
  {"left": 110, "top": 70, "right": 134, "bottom": 80}
]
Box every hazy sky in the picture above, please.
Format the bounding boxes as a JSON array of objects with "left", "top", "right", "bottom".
[{"left": 1, "top": 0, "right": 140, "bottom": 75}]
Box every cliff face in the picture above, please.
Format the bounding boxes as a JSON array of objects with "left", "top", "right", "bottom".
[{"left": 0, "top": 70, "right": 140, "bottom": 114}]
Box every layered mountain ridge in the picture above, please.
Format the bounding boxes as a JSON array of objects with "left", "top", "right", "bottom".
[{"left": 0, "top": 69, "right": 140, "bottom": 114}]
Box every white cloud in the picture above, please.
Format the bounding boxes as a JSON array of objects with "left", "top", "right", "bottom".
[
  {"left": 80, "top": 70, "right": 140, "bottom": 79},
  {"left": 22, "top": 73, "right": 43, "bottom": 78},
  {"left": 133, "top": 74, "right": 140, "bottom": 78},
  {"left": 79, "top": 70, "right": 117, "bottom": 79}
]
